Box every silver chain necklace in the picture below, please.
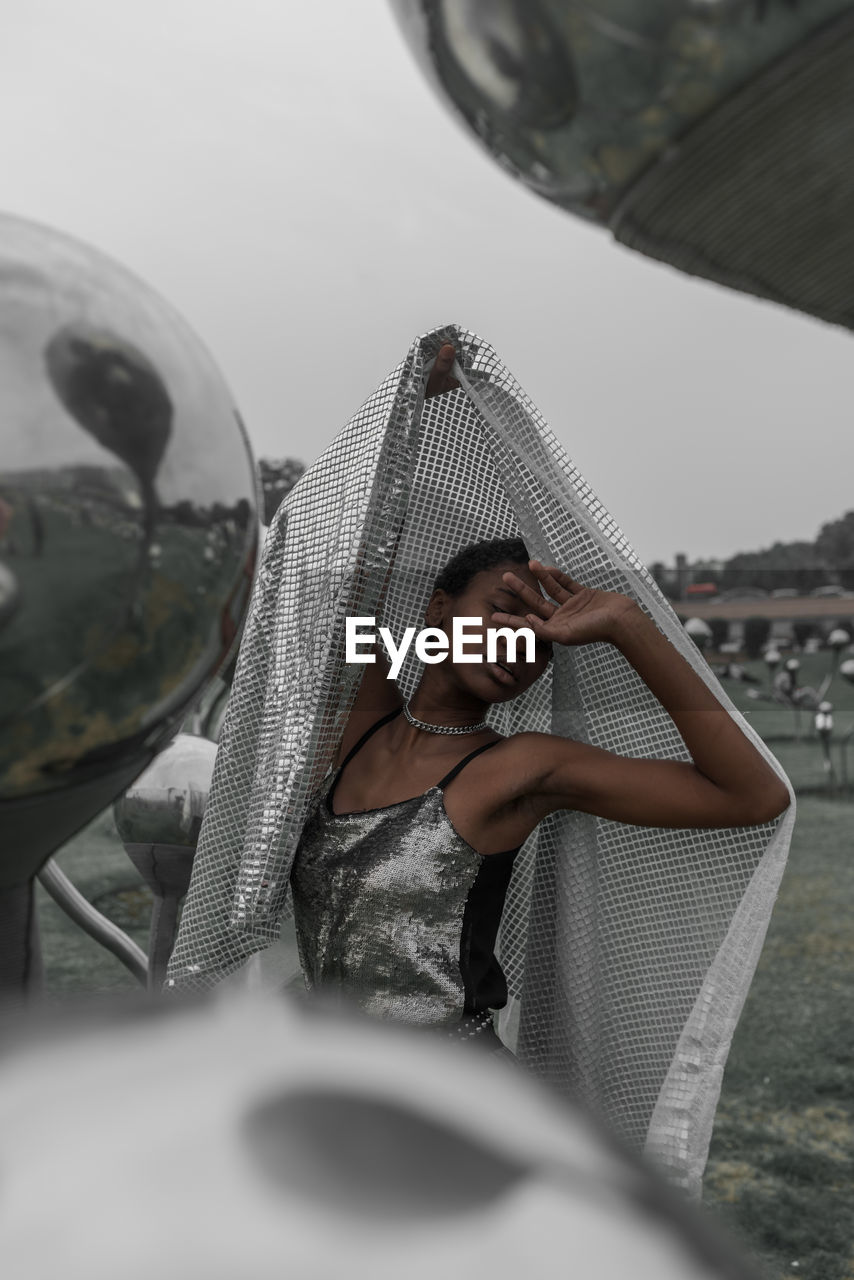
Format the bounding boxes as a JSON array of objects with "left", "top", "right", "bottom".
[{"left": 403, "top": 700, "right": 489, "bottom": 736}]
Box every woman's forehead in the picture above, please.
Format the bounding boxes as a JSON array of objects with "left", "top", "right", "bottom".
[{"left": 471, "top": 562, "right": 540, "bottom": 593}]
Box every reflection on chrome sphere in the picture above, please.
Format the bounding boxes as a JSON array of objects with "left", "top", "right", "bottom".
[
  {"left": 430, "top": 0, "right": 577, "bottom": 131},
  {"left": 114, "top": 733, "right": 217, "bottom": 850},
  {"left": 0, "top": 215, "right": 257, "bottom": 826},
  {"left": 114, "top": 732, "right": 218, "bottom": 989},
  {"left": 390, "top": 1, "right": 854, "bottom": 330},
  {"left": 390, "top": 0, "right": 849, "bottom": 218},
  {"left": 0, "top": 561, "right": 20, "bottom": 628},
  {"left": 45, "top": 325, "right": 174, "bottom": 541}
]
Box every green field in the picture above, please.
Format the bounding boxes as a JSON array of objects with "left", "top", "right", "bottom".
[
  {"left": 36, "top": 807, "right": 151, "bottom": 999},
  {"left": 34, "top": 646, "right": 854, "bottom": 1278},
  {"left": 703, "top": 796, "right": 854, "bottom": 1280}
]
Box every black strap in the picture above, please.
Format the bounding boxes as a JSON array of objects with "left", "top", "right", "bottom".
[
  {"left": 438, "top": 738, "right": 502, "bottom": 789},
  {"left": 336, "top": 706, "right": 402, "bottom": 772}
]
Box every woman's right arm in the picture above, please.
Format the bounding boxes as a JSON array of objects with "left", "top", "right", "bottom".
[{"left": 494, "top": 563, "right": 791, "bottom": 830}]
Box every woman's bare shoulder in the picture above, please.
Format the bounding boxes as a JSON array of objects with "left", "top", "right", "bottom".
[
  {"left": 473, "top": 730, "right": 559, "bottom": 787},
  {"left": 483, "top": 730, "right": 582, "bottom": 802}
]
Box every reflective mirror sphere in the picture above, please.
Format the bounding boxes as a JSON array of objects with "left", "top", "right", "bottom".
[
  {"left": 426, "top": 0, "right": 578, "bottom": 133},
  {"left": 114, "top": 733, "right": 217, "bottom": 851},
  {"left": 114, "top": 733, "right": 219, "bottom": 989},
  {"left": 390, "top": 0, "right": 854, "bottom": 329},
  {"left": 0, "top": 215, "right": 257, "bottom": 833}
]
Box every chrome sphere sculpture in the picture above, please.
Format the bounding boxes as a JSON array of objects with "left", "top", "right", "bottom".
[
  {"left": 0, "top": 214, "right": 257, "bottom": 903},
  {"left": 683, "top": 616, "right": 712, "bottom": 650},
  {"left": 390, "top": 0, "right": 854, "bottom": 331},
  {"left": 814, "top": 699, "right": 834, "bottom": 739},
  {"left": 836, "top": 660, "right": 854, "bottom": 788},
  {"left": 773, "top": 655, "right": 800, "bottom": 701},
  {"left": 763, "top": 646, "right": 782, "bottom": 696},
  {"left": 114, "top": 733, "right": 218, "bottom": 990},
  {"left": 0, "top": 995, "right": 757, "bottom": 1280},
  {"left": 0, "top": 562, "right": 20, "bottom": 628},
  {"left": 828, "top": 627, "right": 851, "bottom": 671},
  {"left": 814, "top": 699, "right": 836, "bottom": 783},
  {"left": 763, "top": 647, "right": 782, "bottom": 673}
]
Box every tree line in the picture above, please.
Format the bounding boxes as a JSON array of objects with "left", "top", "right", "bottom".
[
  {"left": 257, "top": 457, "right": 306, "bottom": 525},
  {"left": 260, "top": 464, "right": 854, "bottom": 600},
  {"left": 652, "top": 510, "right": 854, "bottom": 595}
]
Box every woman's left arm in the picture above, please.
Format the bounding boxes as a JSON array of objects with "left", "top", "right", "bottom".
[{"left": 494, "top": 563, "right": 792, "bottom": 830}]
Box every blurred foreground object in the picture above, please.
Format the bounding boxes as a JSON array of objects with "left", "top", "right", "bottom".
[
  {"left": 0, "top": 994, "right": 757, "bottom": 1280},
  {"left": 114, "top": 734, "right": 218, "bottom": 990},
  {"left": 0, "top": 214, "right": 256, "bottom": 991},
  {"left": 390, "top": 0, "right": 854, "bottom": 330}
]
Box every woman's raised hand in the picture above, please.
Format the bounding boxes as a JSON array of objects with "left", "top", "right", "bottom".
[
  {"left": 493, "top": 561, "right": 638, "bottom": 648},
  {"left": 425, "top": 343, "right": 460, "bottom": 399}
]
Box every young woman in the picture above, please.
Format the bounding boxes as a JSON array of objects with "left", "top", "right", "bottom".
[{"left": 288, "top": 346, "right": 790, "bottom": 1044}]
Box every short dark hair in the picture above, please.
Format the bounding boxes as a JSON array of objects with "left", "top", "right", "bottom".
[{"left": 433, "top": 537, "right": 530, "bottom": 597}]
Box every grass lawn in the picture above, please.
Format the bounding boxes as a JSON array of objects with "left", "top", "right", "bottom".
[
  {"left": 35, "top": 807, "right": 152, "bottom": 999},
  {"left": 703, "top": 796, "right": 854, "bottom": 1280},
  {"left": 34, "top": 675, "right": 854, "bottom": 1278}
]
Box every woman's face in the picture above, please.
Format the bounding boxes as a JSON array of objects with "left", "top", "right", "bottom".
[{"left": 426, "top": 562, "right": 552, "bottom": 703}]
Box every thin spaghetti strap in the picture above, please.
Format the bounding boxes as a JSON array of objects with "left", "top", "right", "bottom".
[
  {"left": 437, "top": 739, "right": 501, "bottom": 789},
  {"left": 337, "top": 706, "right": 402, "bottom": 772}
]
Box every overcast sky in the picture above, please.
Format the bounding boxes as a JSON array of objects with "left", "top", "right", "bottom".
[{"left": 3, "top": 0, "right": 851, "bottom": 565}]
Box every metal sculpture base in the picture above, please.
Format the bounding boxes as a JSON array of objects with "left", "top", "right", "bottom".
[
  {"left": 0, "top": 881, "right": 43, "bottom": 1001},
  {"left": 37, "top": 859, "right": 148, "bottom": 988},
  {"left": 123, "top": 843, "right": 196, "bottom": 992}
]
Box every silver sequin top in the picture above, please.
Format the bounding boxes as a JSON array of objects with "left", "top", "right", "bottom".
[{"left": 289, "top": 713, "right": 518, "bottom": 1027}]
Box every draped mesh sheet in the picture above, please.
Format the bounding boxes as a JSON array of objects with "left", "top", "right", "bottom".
[{"left": 166, "top": 324, "right": 794, "bottom": 1194}]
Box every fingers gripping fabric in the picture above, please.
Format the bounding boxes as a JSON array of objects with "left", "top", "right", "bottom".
[{"left": 166, "top": 325, "right": 793, "bottom": 1194}]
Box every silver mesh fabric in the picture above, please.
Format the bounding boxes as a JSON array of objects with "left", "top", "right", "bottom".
[{"left": 166, "top": 324, "right": 794, "bottom": 1195}]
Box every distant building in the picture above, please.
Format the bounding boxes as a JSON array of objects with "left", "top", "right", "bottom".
[{"left": 675, "top": 552, "right": 688, "bottom": 599}]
